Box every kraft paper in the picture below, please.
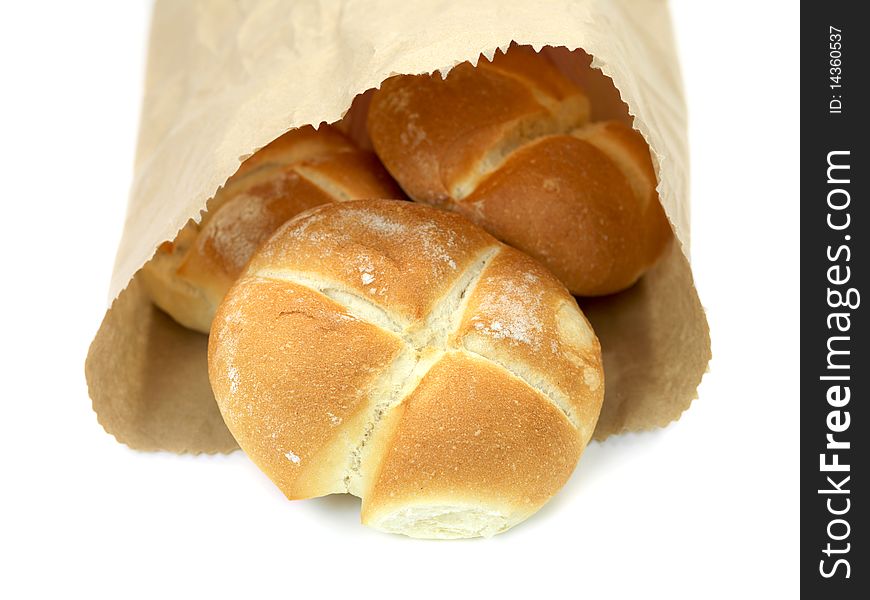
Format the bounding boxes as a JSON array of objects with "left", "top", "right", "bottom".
[{"left": 86, "top": 0, "right": 710, "bottom": 452}]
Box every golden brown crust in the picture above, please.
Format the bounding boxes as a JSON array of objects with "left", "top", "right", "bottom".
[
  {"left": 247, "top": 199, "right": 496, "bottom": 322},
  {"left": 367, "top": 46, "right": 590, "bottom": 206},
  {"left": 452, "top": 246, "right": 603, "bottom": 440},
  {"left": 208, "top": 200, "right": 604, "bottom": 538},
  {"left": 458, "top": 132, "right": 655, "bottom": 295},
  {"left": 175, "top": 170, "right": 337, "bottom": 306},
  {"left": 234, "top": 124, "right": 356, "bottom": 177},
  {"left": 361, "top": 352, "right": 582, "bottom": 532},
  {"left": 367, "top": 45, "right": 671, "bottom": 296},
  {"left": 576, "top": 121, "right": 673, "bottom": 271},
  {"left": 142, "top": 125, "right": 405, "bottom": 333},
  {"left": 209, "top": 276, "right": 405, "bottom": 498}
]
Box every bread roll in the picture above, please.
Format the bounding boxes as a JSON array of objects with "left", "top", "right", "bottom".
[
  {"left": 208, "top": 200, "right": 604, "bottom": 538},
  {"left": 367, "top": 46, "right": 672, "bottom": 296},
  {"left": 141, "top": 125, "right": 404, "bottom": 333}
]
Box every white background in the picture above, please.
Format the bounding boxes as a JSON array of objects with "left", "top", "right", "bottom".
[{"left": 0, "top": 1, "right": 799, "bottom": 598}]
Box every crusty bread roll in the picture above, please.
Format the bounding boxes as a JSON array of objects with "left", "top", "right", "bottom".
[
  {"left": 208, "top": 200, "right": 604, "bottom": 538},
  {"left": 141, "top": 125, "right": 404, "bottom": 333},
  {"left": 367, "top": 46, "right": 672, "bottom": 296}
]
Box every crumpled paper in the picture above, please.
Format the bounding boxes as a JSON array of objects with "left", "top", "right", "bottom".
[{"left": 86, "top": 0, "right": 710, "bottom": 452}]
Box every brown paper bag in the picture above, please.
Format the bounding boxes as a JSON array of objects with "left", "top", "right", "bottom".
[{"left": 86, "top": 0, "right": 710, "bottom": 453}]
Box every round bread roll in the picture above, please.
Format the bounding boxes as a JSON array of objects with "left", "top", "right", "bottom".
[
  {"left": 208, "top": 200, "right": 604, "bottom": 538},
  {"left": 141, "top": 125, "right": 404, "bottom": 333},
  {"left": 367, "top": 45, "right": 672, "bottom": 296}
]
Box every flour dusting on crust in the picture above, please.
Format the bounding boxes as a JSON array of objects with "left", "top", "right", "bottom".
[{"left": 469, "top": 268, "right": 544, "bottom": 348}]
